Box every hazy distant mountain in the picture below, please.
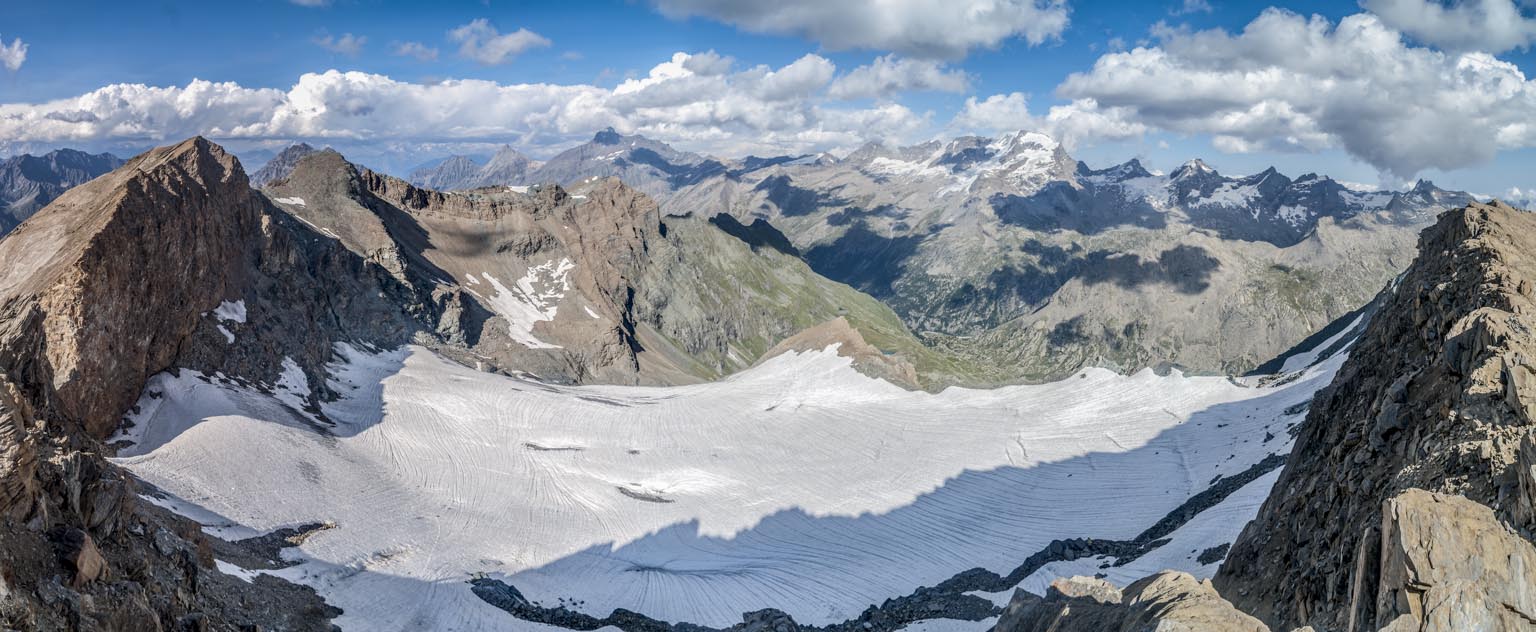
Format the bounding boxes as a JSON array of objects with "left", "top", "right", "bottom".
[
  {"left": 406, "top": 146, "right": 539, "bottom": 191},
  {"left": 406, "top": 129, "right": 729, "bottom": 200},
  {"left": 0, "top": 148, "right": 122, "bottom": 231},
  {"left": 249, "top": 143, "right": 318, "bottom": 188}
]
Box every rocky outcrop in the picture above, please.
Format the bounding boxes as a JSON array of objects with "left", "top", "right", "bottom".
[
  {"left": 1374, "top": 489, "right": 1536, "bottom": 631},
  {"left": 995, "top": 572, "right": 1269, "bottom": 632},
  {"left": 1214, "top": 202, "right": 1536, "bottom": 630},
  {"left": 761, "top": 317, "right": 921, "bottom": 389}
]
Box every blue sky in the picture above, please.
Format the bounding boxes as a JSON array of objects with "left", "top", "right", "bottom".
[{"left": 5, "top": 0, "right": 1536, "bottom": 196}]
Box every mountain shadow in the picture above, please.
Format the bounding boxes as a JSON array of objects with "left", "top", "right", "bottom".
[
  {"left": 708, "top": 214, "right": 801, "bottom": 257},
  {"left": 803, "top": 220, "right": 941, "bottom": 299}
]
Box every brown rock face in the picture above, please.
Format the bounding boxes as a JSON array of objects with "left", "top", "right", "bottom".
[
  {"left": 1374, "top": 489, "right": 1536, "bottom": 630},
  {"left": 58, "top": 527, "right": 108, "bottom": 587},
  {"left": 1215, "top": 202, "right": 1536, "bottom": 630},
  {"left": 0, "top": 137, "right": 258, "bottom": 438}
]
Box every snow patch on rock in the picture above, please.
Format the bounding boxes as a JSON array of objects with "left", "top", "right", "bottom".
[{"left": 482, "top": 258, "right": 574, "bottom": 350}]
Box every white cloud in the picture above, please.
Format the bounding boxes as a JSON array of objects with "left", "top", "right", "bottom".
[
  {"left": 1172, "top": 0, "right": 1213, "bottom": 15},
  {"left": 1056, "top": 8, "right": 1536, "bottom": 177},
  {"left": 952, "top": 92, "right": 1034, "bottom": 132},
  {"left": 313, "top": 33, "right": 366, "bottom": 57},
  {"left": 680, "top": 49, "right": 733, "bottom": 75},
  {"left": 448, "top": 19, "right": 551, "bottom": 65},
  {"left": 0, "top": 52, "right": 930, "bottom": 159},
  {"left": 1364, "top": 0, "right": 1536, "bottom": 53},
  {"left": 290, "top": 0, "right": 330, "bottom": 6},
  {"left": 0, "top": 35, "right": 26, "bottom": 72},
  {"left": 650, "top": 0, "right": 1070, "bottom": 59},
  {"left": 392, "top": 42, "right": 439, "bottom": 62},
  {"left": 950, "top": 92, "right": 1145, "bottom": 149},
  {"left": 827, "top": 56, "right": 970, "bottom": 100}
]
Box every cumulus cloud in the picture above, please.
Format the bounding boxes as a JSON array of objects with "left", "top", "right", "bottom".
[
  {"left": 950, "top": 92, "right": 1145, "bottom": 149},
  {"left": 392, "top": 41, "right": 439, "bottom": 62},
  {"left": 952, "top": 92, "right": 1034, "bottom": 132},
  {"left": 0, "top": 52, "right": 929, "bottom": 158},
  {"left": 1363, "top": 0, "right": 1536, "bottom": 53},
  {"left": 680, "top": 49, "right": 733, "bottom": 75},
  {"left": 313, "top": 33, "right": 366, "bottom": 57},
  {"left": 828, "top": 56, "right": 970, "bottom": 100},
  {"left": 650, "top": 0, "right": 1070, "bottom": 59},
  {"left": 448, "top": 19, "right": 551, "bottom": 65},
  {"left": 1056, "top": 8, "right": 1536, "bottom": 177},
  {"left": 0, "top": 35, "right": 26, "bottom": 72}
]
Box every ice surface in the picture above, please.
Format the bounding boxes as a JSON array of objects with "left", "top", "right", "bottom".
[{"left": 112, "top": 339, "right": 1342, "bottom": 630}]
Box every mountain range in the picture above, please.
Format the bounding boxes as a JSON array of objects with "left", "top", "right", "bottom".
[
  {"left": 394, "top": 128, "right": 1476, "bottom": 383},
  {"left": 0, "top": 148, "right": 123, "bottom": 231}
]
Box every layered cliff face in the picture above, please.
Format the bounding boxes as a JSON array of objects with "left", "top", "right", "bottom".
[{"left": 1213, "top": 201, "right": 1536, "bottom": 630}]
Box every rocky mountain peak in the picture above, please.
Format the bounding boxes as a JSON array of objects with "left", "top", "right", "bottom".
[
  {"left": 0, "top": 135, "right": 260, "bottom": 437},
  {"left": 1170, "top": 158, "right": 1218, "bottom": 180},
  {"left": 249, "top": 141, "right": 319, "bottom": 188},
  {"left": 593, "top": 127, "right": 624, "bottom": 145},
  {"left": 1079, "top": 157, "right": 1153, "bottom": 182}
]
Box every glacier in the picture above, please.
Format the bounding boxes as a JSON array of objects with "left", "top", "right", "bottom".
[{"left": 110, "top": 341, "right": 1343, "bottom": 631}]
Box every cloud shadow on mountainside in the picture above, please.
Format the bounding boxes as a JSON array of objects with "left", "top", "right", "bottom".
[
  {"left": 1078, "top": 244, "right": 1222, "bottom": 295},
  {"left": 754, "top": 175, "right": 851, "bottom": 217},
  {"left": 990, "top": 182, "right": 1167, "bottom": 234}
]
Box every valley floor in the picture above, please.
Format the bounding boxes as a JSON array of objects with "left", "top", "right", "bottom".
[{"left": 110, "top": 342, "right": 1342, "bottom": 631}]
